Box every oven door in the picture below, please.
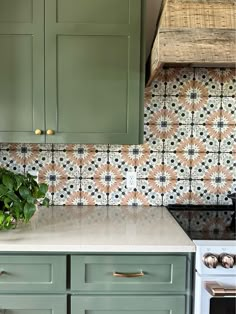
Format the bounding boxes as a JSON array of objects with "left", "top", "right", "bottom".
[
  {"left": 206, "top": 282, "right": 236, "bottom": 314},
  {"left": 194, "top": 273, "right": 236, "bottom": 314}
]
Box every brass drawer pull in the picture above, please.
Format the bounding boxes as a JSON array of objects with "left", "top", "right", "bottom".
[
  {"left": 206, "top": 282, "right": 236, "bottom": 296},
  {"left": 113, "top": 271, "right": 144, "bottom": 278}
]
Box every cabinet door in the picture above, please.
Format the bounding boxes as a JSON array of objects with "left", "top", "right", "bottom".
[
  {"left": 0, "top": 295, "right": 66, "bottom": 314},
  {"left": 0, "top": 255, "right": 66, "bottom": 293},
  {"left": 71, "top": 296, "right": 185, "bottom": 314},
  {"left": 0, "top": 0, "right": 45, "bottom": 143},
  {"left": 45, "top": 0, "right": 144, "bottom": 144}
]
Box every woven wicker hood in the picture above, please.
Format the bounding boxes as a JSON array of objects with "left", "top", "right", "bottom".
[{"left": 149, "top": 0, "right": 236, "bottom": 82}]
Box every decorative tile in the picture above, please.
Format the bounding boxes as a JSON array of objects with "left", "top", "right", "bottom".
[
  {"left": 54, "top": 150, "right": 80, "bottom": 179},
  {"left": 193, "top": 97, "right": 221, "bottom": 124},
  {"left": 109, "top": 151, "right": 135, "bottom": 177},
  {"left": 194, "top": 68, "right": 222, "bottom": 96},
  {"left": 191, "top": 180, "right": 218, "bottom": 204},
  {"left": 220, "top": 125, "right": 236, "bottom": 152},
  {"left": 202, "top": 164, "right": 233, "bottom": 194},
  {"left": 192, "top": 125, "right": 220, "bottom": 152},
  {"left": 163, "top": 125, "right": 192, "bottom": 152},
  {"left": 144, "top": 124, "right": 165, "bottom": 151},
  {"left": 25, "top": 152, "right": 53, "bottom": 178},
  {"left": 53, "top": 179, "right": 80, "bottom": 205},
  {"left": 108, "top": 179, "right": 135, "bottom": 206},
  {"left": 165, "top": 152, "right": 191, "bottom": 179},
  {"left": 136, "top": 179, "right": 162, "bottom": 206},
  {"left": 165, "top": 96, "right": 193, "bottom": 124},
  {"left": 165, "top": 68, "right": 194, "bottom": 96},
  {"left": 81, "top": 179, "right": 108, "bottom": 206},
  {"left": 39, "top": 163, "right": 66, "bottom": 193},
  {"left": 163, "top": 180, "right": 190, "bottom": 205},
  {"left": 136, "top": 152, "right": 163, "bottom": 179},
  {"left": 191, "top": 153, "right": 219, "bottom": 180},
  {"left": 81, "top": 151, "right": 108, "bottom": 179},
  {"left": 144, "top": 96, "right": 166, "bottom": 124},
  {"left": 219, "top": 153, "right": 236, "bottom": 178},
  {"left": 222, "top": 68, "right": 236, "bottom": 97},
  {"left": 0, "top": 148, "right": 25, "bottom": 173},
  {"left": 218, "top": 181, "right": 235, "bottom": 205},
  {"left": 53, "top": 144, "right": 70, "bottom": 151},
  {"left": 221, "top": 97, "right": 236, "bottom": 122},
  {"left": 149, "top": 72, "right": 166, "bottom": 96}
]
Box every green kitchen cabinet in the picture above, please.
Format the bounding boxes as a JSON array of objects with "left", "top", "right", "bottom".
[
  {"left": 71, "top": 295, "right": 186, "bottom": 314},
  {"left": 0, "top": 0, "right": 145, "bottom": 144},
  {"left": 0, "top": 253, "right": 193, "bottom": 314},
  {"left": 0, "top": 295, "right": 66, "bottom": 314},
  {"left": 0, "top": 0, "right": 45, "bottom": 143}
]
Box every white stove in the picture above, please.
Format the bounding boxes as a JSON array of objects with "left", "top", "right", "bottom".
[
  {"left": 168, "top": 204, "right": 236, "bottom": 314},
  {"left": 194, "top": 240, "right": 236, "bottom": 314}
]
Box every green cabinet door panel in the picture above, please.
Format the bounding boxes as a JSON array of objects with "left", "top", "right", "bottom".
[
  {"left": 0, "top": 0, "right": 45, "bottom": 143},
  {"left": 71, "top": 295, "right": 185, "bottom": 314},
  {"left": 71, "top": 255, "right": 187, "bottom": 292},
  {"left": 45, "top": 0, "right": 144, "bottom": 144},
  {"left": 0, "top": 295, "right": 66, "bottom": 314},
  {"left": 0, "top": 255, "right": 66, "bottom": 293}
]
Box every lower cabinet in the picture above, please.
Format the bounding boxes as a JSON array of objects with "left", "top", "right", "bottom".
[
  {"left": 0, "top": 295, "right": 66, "bottom": 314},
  {"left": 0, "top": 253, "right": 193, "bottom": 314},
  {"left": 71, "top": 296, "right": 186, "bottom": 314}
]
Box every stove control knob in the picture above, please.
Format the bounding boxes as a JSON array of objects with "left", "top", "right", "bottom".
[
  {"left": 202, "top": 253, "right": 218, "bottom": 268},
  {"left": 219, "top": 254, "right": 234, "bottom": 269}
]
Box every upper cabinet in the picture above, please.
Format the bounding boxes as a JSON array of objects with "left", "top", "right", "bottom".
[{"left": 0, "top": 0, "right": 145, "bottom": 144}]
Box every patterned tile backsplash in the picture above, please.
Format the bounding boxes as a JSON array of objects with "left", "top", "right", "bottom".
[{"left": 0, "top": 67, "right": 235, "bottom": 206}]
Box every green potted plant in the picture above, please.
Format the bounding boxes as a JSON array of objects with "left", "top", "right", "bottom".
[{"left": 0, "top": 167, "right": 49, "bottom": 230}]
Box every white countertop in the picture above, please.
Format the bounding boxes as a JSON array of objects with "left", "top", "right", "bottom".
[{"left": 0, "top": 206, "right": 195, "bottom": 253}]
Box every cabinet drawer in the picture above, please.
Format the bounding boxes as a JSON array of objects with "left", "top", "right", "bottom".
[
  {"left": 0, "top": 295, "right": 66, "bottom": 314},
  {"left": 71, "top": 255, "right": 187, "bottom": 292},
  {"left": 71, "top": 295, "right": 185, "bottom": 314},
  {"left": 0, "top": 255, "right": 66, "bottom": 293}
]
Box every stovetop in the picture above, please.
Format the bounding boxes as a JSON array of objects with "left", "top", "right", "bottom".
[{"left": 167, "top": 204, "right": 236, "bottom": 241}]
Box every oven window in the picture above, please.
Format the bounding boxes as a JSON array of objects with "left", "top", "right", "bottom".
[{"left": 210, "top": 297, "right": 236, "bottom": 314}]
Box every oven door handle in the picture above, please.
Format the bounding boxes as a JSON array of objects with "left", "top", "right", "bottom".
[{"left": 205, "top": 281, "right": 236, "bottom": 296}]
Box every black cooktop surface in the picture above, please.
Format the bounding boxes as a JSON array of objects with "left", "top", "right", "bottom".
[{"left": 167, "top": 204, "right": 236, "bottom": 241}]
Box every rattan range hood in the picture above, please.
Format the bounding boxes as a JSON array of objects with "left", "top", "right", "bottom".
[{"left": 149, "top": 0, "right": 236, "bottom": 82}]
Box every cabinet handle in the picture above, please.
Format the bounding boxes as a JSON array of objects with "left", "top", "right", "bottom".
[
  {"left": 34, "top": 129, "right": 42, "bottom": 135},
  {"left": 113, "top": 271, "right": 144, "bottom": 278},
  {"left": 205, "top": 281, "right": 236, "bottom": 296},
  {"left": 46, "top": 129, "right": 54, "bottom": 135}
]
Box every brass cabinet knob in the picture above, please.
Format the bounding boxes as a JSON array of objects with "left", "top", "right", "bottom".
[
  {"left": 35, "top": 129, "right": 42, "bottom": 135},
  {"left": 46, "top": 129, "right": 54, "bottom": 135}
]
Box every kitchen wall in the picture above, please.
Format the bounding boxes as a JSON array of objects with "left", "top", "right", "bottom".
[{"left": 0, "top": 67, "right": 235, "bottom": 206}]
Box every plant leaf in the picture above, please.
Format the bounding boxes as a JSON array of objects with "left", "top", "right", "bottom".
[
  {"left": 41, "top": 197, "right": 49, "bottom": 207},
  {"left": 39, "top": 183, "right": 48, "bottom": 195},
  {"left": 19, "top": 186, "right": 31, "bottom": 200},
  {"left": 27, "top": 195, "right": 36, "bottom": 204},
  {"left": 14, "top": 175, "right": 24, "bottom": 190},
  {"left": 0, "top": 184, "right": 8, "bottom": 197},
  {"left": 2, "top": 175, "right": 14, "bottom": 191},
  {"left": 24, "top": 203, "right": 36, "bottom": 222}
]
